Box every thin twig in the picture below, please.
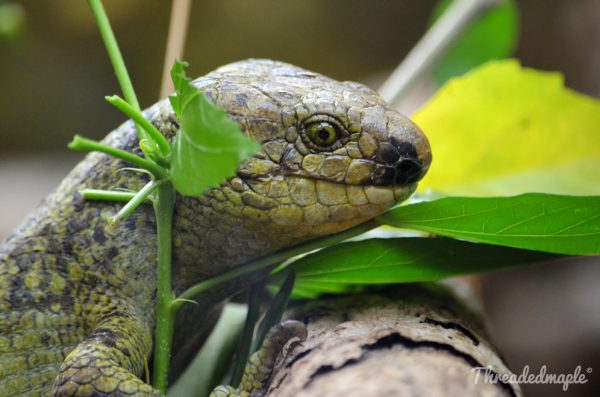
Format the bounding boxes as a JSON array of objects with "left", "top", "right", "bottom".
[
  {"left": 81, "top": 189, "right": 141, "bottom": 203},
  {"left": 159, "top": 0, "right": 193, "bottom": 99},
  {"left": 378, "top": 0, "right": 503, "bottom": 107},
  {"left": 112, "top": 180, "right": 162, "bottom": 223},
  {"left": 87, "top": 0, "right": 147, "bottom": 142},
  {"left": 105, "top": 95, "right": 171, "bottom": 156},
  {"left": 68, "top": 135, "right": 167, "bottom": 178}
]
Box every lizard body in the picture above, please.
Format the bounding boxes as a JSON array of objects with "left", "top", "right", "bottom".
[{"left": 0, "top": 59, "right": 431, "bottom": 396}]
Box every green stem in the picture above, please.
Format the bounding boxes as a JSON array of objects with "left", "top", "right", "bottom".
[
  {"left": 151, "top": 183, "right": 176, "bottom": 393},
  {"left": 68, "top": 135, "right": 167, "bottom": 178},
  {"left": 172, "top": 219, "right": 380, "bottom": 311},
  {"left": 112, "top": 180, "right": 161, "bottom": 223},
  {"left": 87, "top": 0, "right": 147, "bottom": 142},
  {"left": 81, "top": 189, "right": 140, "bottom": 202},
  {"left": 106, "top": 95, "right": 171, "bottom": 156},
  {"left": 87, "top": 0, "right": 176, "bottom": 391}
]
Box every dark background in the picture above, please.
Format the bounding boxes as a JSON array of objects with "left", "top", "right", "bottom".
[{"left": 0, "top": 1, "right": 598, "bottom": 395}]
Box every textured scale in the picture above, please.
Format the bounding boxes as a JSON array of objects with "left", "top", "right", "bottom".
[{"left": 0, "top": 59, "right": 431, "bottom": 396}]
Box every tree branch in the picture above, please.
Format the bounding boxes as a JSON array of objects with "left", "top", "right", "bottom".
[{"left": 266, "top": 284, "right": 522, "bottom": 397}]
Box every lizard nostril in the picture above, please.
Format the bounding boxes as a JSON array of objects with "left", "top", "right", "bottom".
[
  {"left": 374, "top": 140, "right": 426, "bottom": 186},
  {"left": 395, "top": 158, "right": 423, "bottom": 185}
]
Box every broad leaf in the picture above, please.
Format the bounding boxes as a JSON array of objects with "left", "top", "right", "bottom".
[
  {"left": 431, "top": 0, "right": 518, "bottom": 84},
  {"left": 168, "top": 304, "right": 247, "bottom": 397},
  {"left": 378, "top": 194, "right": 600, "bottom": 255},
  {"left": 289, "top": 237, "right": 558, "bottom": 287},
  {"left": 169, "top": 61, "right": 261, "bottom": 196},
  {"left": 291, "top": 280, "right": 366, "bottom": 299},
  {"left": 414, "top": 60, "right": 600, "bottom": 195}
]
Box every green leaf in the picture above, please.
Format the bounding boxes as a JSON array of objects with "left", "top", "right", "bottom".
[
  {"left": 291, "top": 280, "right": 366, "bottom": 299},
  {"left": 378, "top": 194, "right": 600, "bottom": 255},
  {"left": 431, "top": 0, "right": 518, "bottom": 84},
  {"left": 289, "top": 237, "right": 558, "bottom": 289},
  {"left": 252, "top": 271, "right": 295, "bottom": 353},
  {"left": 168, "top": 303, "right": 247, "bottom": 397},
  {"left": 229, "top": 286, "right": 261, "bottom": 387},
  {"left": 414, "top": 60, "right": 600, "bottom": 196},
  {"left": 169, "top": 60, "right": 261, "bottom": 196}
]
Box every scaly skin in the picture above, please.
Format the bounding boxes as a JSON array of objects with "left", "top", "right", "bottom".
[{"left": 0, "top": 59, "right": 431, "bottom": 396}]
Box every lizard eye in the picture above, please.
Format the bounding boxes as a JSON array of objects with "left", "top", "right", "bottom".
[
  {"left": 300, "top": 115, "right": 347, "bottom": 151},
  {"left": 307, "top": 122, "right": 339, "bottom": 146}
]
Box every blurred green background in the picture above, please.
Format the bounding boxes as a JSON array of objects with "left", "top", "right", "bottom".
[
  {"left": 0, "top": 1, "right": 598, "bottom": 396},
  {"left": 1, "top": 0, "right": 599, "bottom": 155}
]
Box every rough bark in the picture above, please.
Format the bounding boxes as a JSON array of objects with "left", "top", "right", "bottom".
[{"left": 265, "top": 283, "right": 522, "bottom": 397}]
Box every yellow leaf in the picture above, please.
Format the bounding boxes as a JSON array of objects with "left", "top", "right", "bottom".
[{"left": 413, "top": 60, "right": 600, "bottom": 196}]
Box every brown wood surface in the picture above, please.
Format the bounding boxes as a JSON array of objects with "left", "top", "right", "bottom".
[{"left": 265, "top": 284, "right": 521, "bottom": 397}]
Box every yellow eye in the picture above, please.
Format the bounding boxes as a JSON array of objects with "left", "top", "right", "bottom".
[
  {"left": 306, "top": 122, "right": 339, "bottom": 147},
  {"left": 300, "top": 115, "right": 348, "bottom": 151}
]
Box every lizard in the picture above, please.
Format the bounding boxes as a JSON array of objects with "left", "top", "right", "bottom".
[{"left": 0, "top": 59, "right": 431, "bottom": 396}]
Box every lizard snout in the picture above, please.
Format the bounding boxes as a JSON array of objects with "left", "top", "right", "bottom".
[{"left": 372, "top": 118, "right": 431, "bottom": 187}]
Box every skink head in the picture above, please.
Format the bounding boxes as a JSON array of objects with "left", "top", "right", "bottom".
[
  {"left": 201, "top": 59, "right": 431, "bottom": 215},
  {"left": 172, "top": 59, "right": 431, "bottom": 277}
]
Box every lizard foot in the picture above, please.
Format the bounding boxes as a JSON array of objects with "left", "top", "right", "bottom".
[
  {"left": 209, "top": 320, "right": 307, "bottom": 397},
  {"left": 53, "top": 312, "right": 160, "bottom": 396}
]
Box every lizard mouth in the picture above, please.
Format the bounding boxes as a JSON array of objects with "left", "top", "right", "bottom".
[
  {"left": 287, "top": 175, "right": 417, "bottom": 213},
  {"left": 292, "top": 179, "right": 414, "bottom": 236},
  {"left": 243, "top": 158, "right": 423, "bottom": 209},
  {"left": 228, "top": 172, "right": 417, "bottom": 237}
]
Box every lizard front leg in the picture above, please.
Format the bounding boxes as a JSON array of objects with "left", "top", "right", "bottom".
[{"left": 53, "top": 310, "right": 159, "bottom": 397}]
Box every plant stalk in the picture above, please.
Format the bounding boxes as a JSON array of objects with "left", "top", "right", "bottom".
[
  {"left": 86, "top": 0, "right": 178, "bottom": 392},
  {"left": 68, "top": 135, "right": 167, "bottom": 178},
  {"left": 87, "top": 0, "right": 147, "bottom": 142},
  {"left": 81, "top": 189, "right": 139, "bottom": 202},
  {"left": 151, "top": 183, "right": 176, "bottom": 393},
  {"left": 106, "top": 95, "right": 171, "bottom": 156},
  {"left": 112, "top": 180, "right": 161, "bottom": 222}
]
